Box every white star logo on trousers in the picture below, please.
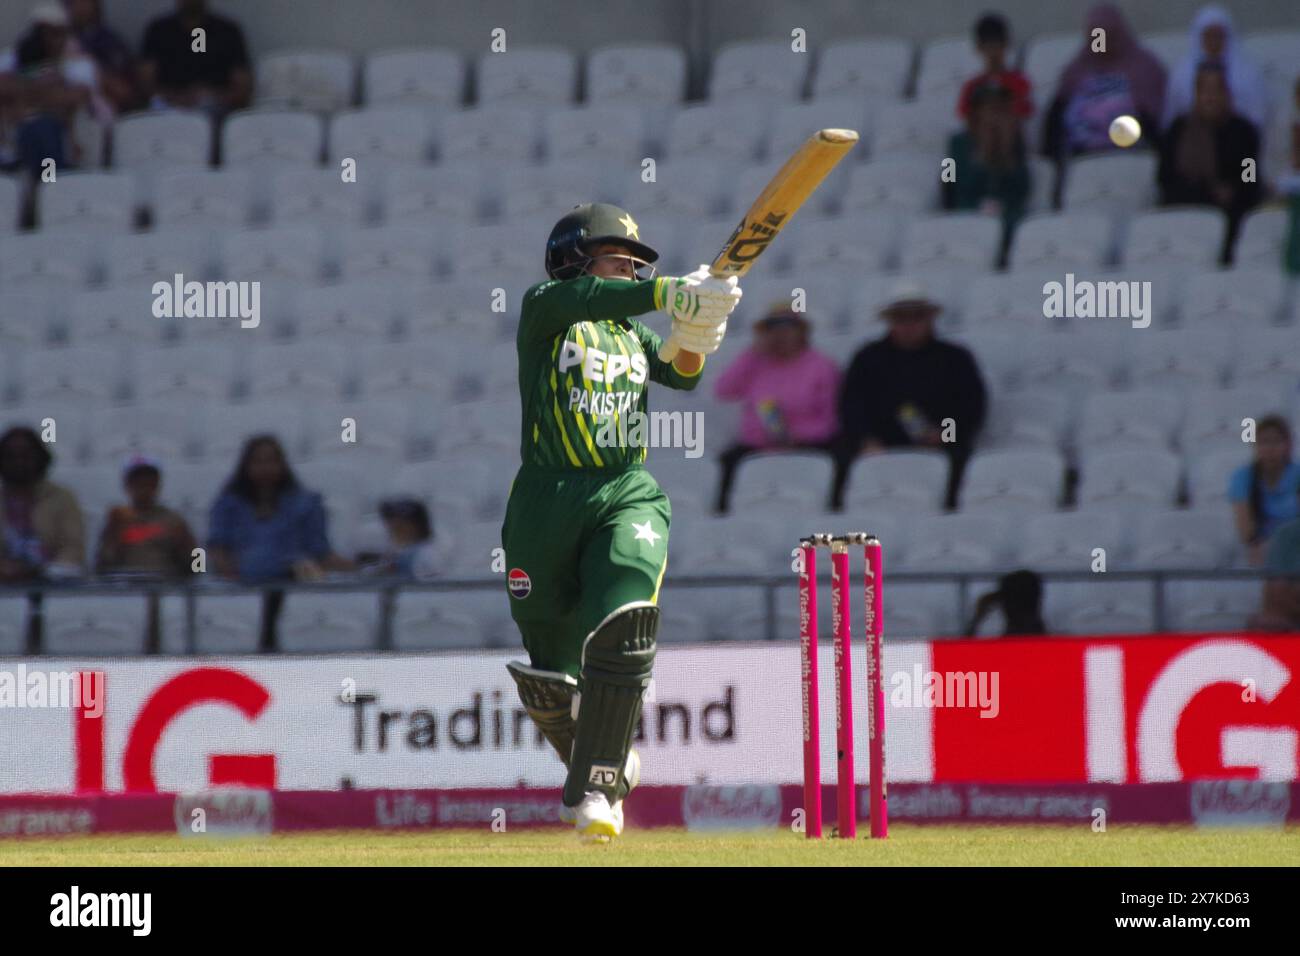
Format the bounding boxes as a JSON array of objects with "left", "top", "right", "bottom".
[{"left": 632, "top": 520, "right": 661, "bottom": 546}]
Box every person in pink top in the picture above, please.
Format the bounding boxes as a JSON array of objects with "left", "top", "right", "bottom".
[{"left": 711, "top": 304, "right": 841, "bottom": 512}]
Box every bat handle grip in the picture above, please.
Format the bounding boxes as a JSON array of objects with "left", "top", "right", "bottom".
[{"left": 658, "top": 339, "right": 680, "bottom": 363}]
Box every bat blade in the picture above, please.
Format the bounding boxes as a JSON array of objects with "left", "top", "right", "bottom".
[{"left": 660, "top": 128, "right": 858, "bottom": 362}]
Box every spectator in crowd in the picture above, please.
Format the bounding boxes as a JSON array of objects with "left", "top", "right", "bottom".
[
  {"left": 0, "top": 425, "right": 84, "bottom": 581},
  {"left": 712, "top": 304, "right": 841, "bottom": 512},
  {"left": 376, "top": 498, "right": 438, "bottom": 579},
  {"left": 1228, "top": 416, "right": 1299, "bottom": 567},
  {"left": 0, "top": 1, "right": 108, "bottom": 179},
  {"left": 957, "top": 12, "right": 1033, "bottom": 121},
  {"left": 965, "top": 570, "right": 1047, "bottom": 636},
  {"left": 1163, "top": 4, "right": 1267, "bottom": 133},
  {"left": 1247, "top": 516, "right": 1300, "bottom": 631},
  {"left": 95, "top": 455, "right": 197, "bottom": 577},
  {"left": 139, "top": 0, "right": 252, "bottom": 116},
  {"left": 208, "top": 434, "right": 352, "bottom": 583},
  {"left": 944, "top": 81, "right": 1032, "bottom": 262},
  {"left": 1042, "top": 3, "right": 1166, "bottom": 162},
  {"left": 835, "top": 281, "right": 987, "bottom": 510},
  {"left": 68, "top": 0, "right": 140, "bottom": 114},
  {"left": 1158, "top": 63, "right": 1263, "bottom": 262}
]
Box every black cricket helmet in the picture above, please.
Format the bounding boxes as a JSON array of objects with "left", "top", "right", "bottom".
[{"left": 545, "top": 202, "right": 659, "bottom": 280}]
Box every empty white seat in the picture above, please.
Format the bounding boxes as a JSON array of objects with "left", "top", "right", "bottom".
[
  {"left": 392, "top": 591, "right": 509, "bottom": 650},
  {"left": 0, "top": 291, "right": 61, "bottom": 347},
  {"left": 291, "top": 282, "right": 400, "bottom": 342},
  {"left": 1061, "top": 152, "right": 1158, "bottom": 214},
  {"left": 1045, "top": 580, "right": 1155, "bottom": 635},
  {"left": 1178, "top": 268, "right": 1286, "bottom": 327},
  {"left": 499, "top": 160, "right": 615, "bottom": 222},
  {"left": 1022, "top": 32, "right": 1080, "bottom": 104},
  {"left": 438, "top": 106, "right": 540, "bottom": 164},
  {"left": 543, "top": 106, "right": 644, "bottom": 163},
  {"left": 393, "top": 458, "right": 503, "bottom": 520},
  {"left": 870, "top": 96, "right": 955, "bottom": 157},
  {"left": 1015, "top": 330, "right": 1124, "bottom": 394},
  {"left": 842, "top": 450, "right": 948, "bottom": 513},
  {"left": 382, "top": 163, "right": 481, "bottom": 224},
  {"left": 113, "top": 111, "right": 211, "bottom": 171},
  {"left": 445, "top": 223, "right": 533, "bottom": 281},
  {"left": 1180, "top": 387, "right": 1287, "bottom": 452},
  {"left": 900, "top": 213, "right": 1001, "bottom": 273},
  {"left": 104, "top": 229, "right": 212, "bottom": 287},
  {"left": 299, "top": 398, "right": 408, "bottom": 462},
  {"left": 18, "top": 347, "right": 126, "bottom": 404},
  {"left": 267, "top": 167, "right": 368, "bottom": 227},
  {"left": 914, "top": 35, "right": 982, "bottom": 101},
  {"left": 785, "top": 214, "right": 895, "bottom": 275},
  {"left": 153, "top": 168, "right": 254, "bottom": 227},
  {"left": 1233, "top": 207, "right": 1288, "bottom": 268},
  {"left": 88, "top": 404, "right": 202, "bottom": 464},
  {"left": 667, "top": 102, "right": 766, "bottom": 163},
  {"left": 1018, "top": 510, "right": 1128, "bottom": 571},
  {"left": 476, "top": 46, "right": 576, "bottom": 105},
  {"left": 960, "top": 449, "right": 1065, "bottom": 512},
  {"left": 730, "top": 451, "right": 836, "bottom": 511},
  {"left": 1186, "top": 447, "right": 1250, "bottom": 508},
  {"left": 586, "top": 44, "right": 687, "bottom": 104},
  {"left": 1076, "top": 449, "right": 1183, "bottom": 511},
  {"left": 194, "top": 402, "right": 303, "bottom": 463},
  {"left": 667, "top": 515, "right": 773, "bottom": 574},
  {"left": 1128, "top": 328, "right": 1230, "bottom": 389},
  {"left": 812, "top": 37, "right": 913, "bottom": 99},
  {"left": 357, "top": 340, "right": 455, "bottom": 399},
  {"left": 1008, "top": 212, "right": 1112, "bottom": 271},
  {"left": 982, "top": 388, "right": 1072, "bottom": 450},
  {"left": 1124, "top": 208, "right": 1224, "bottom": 268},
  {"left": 277, "top": 592, "right": 378, "bottom": 652},
  {"left": 1132, "top": 510, "right": 1235, "bottom": 570},
  {"left": 900, "top": 513, "right": 1009, "bottom": 572},
  {"left": 222, "top": 110, "right": 324, "bottom": 168},
  {"left": 328, "top": 105, "right": 434, "bottom": 168},
  {"left": 136, "top": 344, "right": 238, "bottom": 403},
  {"left": 43, "top": 595, "right": 146, "bottom": 655},
  {"left": 1077, "top": 389, "right": 1183, "bottom": 450},
  {"left": 1165, "top": 579, "right": 1262, "bottom": 632},
  {"left": 961, "top": 271, "right": 1060, "bottom": 329},
  {"left": 1231, "top": 328, "right": 1300, "bottom": 391},
  {"left": 0, "top": 595, "right": 30, "bottom": 654},
  {"left": 220, "top": 226, "right": 325, "bottom": 282},
  {"left": 1241, "top": 31, "right": 1300, "bottom": 96},
  {"left": 39, "top": 172, "right": 134, "bottom": 232},
  {"left": 434, "top": 399, "right": 519, "bottom": 458},
  {"left": 710, "top": 39, "right": 808, "bottom": 103},
  {"left": 887, "top": 582, "right": 963, "bottom": 637},
  {"left": 766, "top": 98, "right": 872, "bottom": 167},
  {"left": 842, "top": 154, "right": 940, "bottom": 213},
  {"left": 159, "top": 594, "right": 264, "bottom": 654},
  {"left": 245, "top": 342, "right": 351, "bottom": 401},
  {"left": 0, "top": 233, "right": 94, "bottom": 289},
  {"left": 257, "top": 50, "right": 355, "bottom": 111},
  {"left": 364, "top": 47, "right": 464, "bottom": 107}
]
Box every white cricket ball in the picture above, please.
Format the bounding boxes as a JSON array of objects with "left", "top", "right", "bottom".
[{"left": 1108, "top": 114, "right": 1142, "bottom": 148}]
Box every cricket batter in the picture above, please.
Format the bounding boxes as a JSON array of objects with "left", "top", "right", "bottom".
[{"left": 503, "top": 203, "right": 742, "bottom": 841}]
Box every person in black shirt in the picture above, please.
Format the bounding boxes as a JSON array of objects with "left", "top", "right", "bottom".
[
  {"left": 835, "top": 281, "right": 987, "bottom": 510},
  {"left": 139, "top": 0, "right": 251, "bottom": 115}
]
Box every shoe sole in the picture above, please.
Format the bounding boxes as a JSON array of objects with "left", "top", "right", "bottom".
[{"left": 578, "top": 818, "right": 618, "bottom": 843}]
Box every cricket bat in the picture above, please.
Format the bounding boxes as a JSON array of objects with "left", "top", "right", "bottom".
[{"left": 659, "top": 127, "right": 859, "bottom": 362}]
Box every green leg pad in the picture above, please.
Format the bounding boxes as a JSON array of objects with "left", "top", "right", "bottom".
[{"left": 506, "top": 661, "right": 578, "bottom": 768}]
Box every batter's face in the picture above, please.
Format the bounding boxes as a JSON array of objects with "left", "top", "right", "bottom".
[{"left": 584, "top": 242, "right": 643, "bottom": 281}]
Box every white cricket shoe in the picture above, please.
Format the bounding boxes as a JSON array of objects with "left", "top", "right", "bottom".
[
  {"left": 574, "top": 791, "right": 619, "bottom": 843},
  {"left": 559, "top": 749, "right": 640, "bottom": 829}
]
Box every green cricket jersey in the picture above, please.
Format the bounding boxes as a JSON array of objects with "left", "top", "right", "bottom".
[{"left": 517, "top": 275, "right": 703, "bottom": 468}]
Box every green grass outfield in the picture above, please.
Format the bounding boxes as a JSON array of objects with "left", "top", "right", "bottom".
[{"left": 0, "top": 825, "right": 1295, "bottom": 866}]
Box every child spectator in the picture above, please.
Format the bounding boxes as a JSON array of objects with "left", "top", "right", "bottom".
[
  {"left": 1158, "top": 63, "right": 1263, "bottom": 262},
  {"left": 377, "top": 498, "right": 438, "bottom": 579},
  {"left": 836, "top": 281, "right": 987, "bottom": 510},
  {"left": 1228, "top": 416, "right": 1299, "bottom": 567},
  {"left": 965, "top": 570, "right": 1047, "bottom": 636},
  {"left": 68, "top": 0, "right": 140, "bottom": 114},
  {"left": 208, "top": 434, "right": 352, "bottom": 583},
  {"left": 957, "top": 12, "right": 1033, "bottom": 121},
  {"left": 945, "top": 82, "right": 1032, "bottom": 262},
  {"left": 1042, "top": 3, "right": 1166, "bottom": 161},
  {"left": 1163, "top": 5, "right": 1267, "bottom": 133},
  {"left": 140, "top": 0, "right": 252, "bottom": 116},
  {"left": 0, "top": 425, "right": 84, "bottom": 581},
  {"left": 711, "top": 304, "right": 841, "bottom": 512},
  {"left": 95, "top": 455, "right": 197, "bottom": 577}
]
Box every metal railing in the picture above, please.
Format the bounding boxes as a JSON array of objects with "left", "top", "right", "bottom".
[{"left": 2, "top": 566, "right": 1286, "bottom": 655}]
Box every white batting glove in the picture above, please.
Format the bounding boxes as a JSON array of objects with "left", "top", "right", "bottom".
[
  {"left": 658, "top": 266, "right": 743, "bottom": 325},
  {"left": 665, "top": 316, "right": 728, "bottom": 356}
]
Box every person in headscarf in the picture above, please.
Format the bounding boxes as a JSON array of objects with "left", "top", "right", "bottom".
[
  {"left": 1163, "top": 4, "right": 1268, "bottom": 133},
  {"left": 1042, "top": 3, "right": 1167, "bottom": 160},
  {"left": 1158, "top": 62, "right": 1262, "bottom": 262}
]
